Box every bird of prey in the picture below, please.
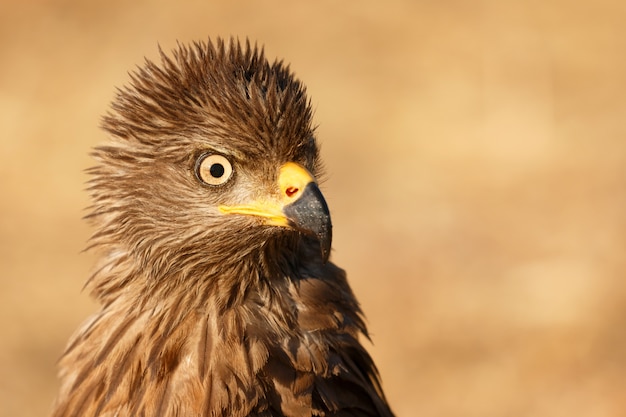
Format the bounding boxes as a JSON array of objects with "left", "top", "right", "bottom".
[{"left": 51, "top": 38, "right": 394, "bottom": 417}]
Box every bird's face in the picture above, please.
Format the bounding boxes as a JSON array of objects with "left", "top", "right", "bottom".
[{"left": 89, "top": 40, "right": 331, "bottom": 281}]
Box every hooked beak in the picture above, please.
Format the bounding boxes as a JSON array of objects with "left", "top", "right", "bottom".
[{"left": 219, "top": 162, "right": 332, "bottom": 262}]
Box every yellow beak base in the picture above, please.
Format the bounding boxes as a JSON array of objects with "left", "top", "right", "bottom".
[{"left": 218, "top": 162, "right": 332, "bottom": 262}]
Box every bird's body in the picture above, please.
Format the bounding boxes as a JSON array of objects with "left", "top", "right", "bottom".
[{"left": 51, "top": 39, "right": 393, "bottom": 417}]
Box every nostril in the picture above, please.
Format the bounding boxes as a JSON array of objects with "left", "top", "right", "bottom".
[{"left": 285, "top": 186, "right": 299, "bottom": 197}]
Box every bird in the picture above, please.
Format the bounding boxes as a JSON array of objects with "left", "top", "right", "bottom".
[{"left": 51, "top": 38, "right": 394, "bottom": 417}]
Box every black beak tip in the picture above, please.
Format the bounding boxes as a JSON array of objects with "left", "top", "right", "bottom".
[
  {"left": 283, "top": 182, "right": 333, "bottom": 263},
  {"left": 318, "top": 226, "right": 332, "bottom": 264}
]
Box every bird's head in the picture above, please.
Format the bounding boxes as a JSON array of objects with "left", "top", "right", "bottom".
[{"left": 87, "top": 39, "right": 332, "bottom": 291}]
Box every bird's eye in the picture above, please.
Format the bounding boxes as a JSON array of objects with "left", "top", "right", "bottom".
[{"left": 195, "top": 153, "right": 233, "bottom": 186}]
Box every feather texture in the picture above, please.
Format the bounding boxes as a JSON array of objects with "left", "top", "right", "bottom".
[{"left": 51, "top": 38, "right": 394, "bottom": 417}]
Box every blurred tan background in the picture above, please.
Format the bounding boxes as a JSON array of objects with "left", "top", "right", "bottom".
[{"left": 2, "top": 1, "right": 626, "bottom": 416}]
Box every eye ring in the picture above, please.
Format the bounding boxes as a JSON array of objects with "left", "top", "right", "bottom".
[{"left": 195, "top": 153, "right": 233, "bottom": 186}]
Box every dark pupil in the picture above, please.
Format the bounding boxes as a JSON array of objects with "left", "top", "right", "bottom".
[{"left": 209, "top": 163, "right": 225, "bottom": 178}]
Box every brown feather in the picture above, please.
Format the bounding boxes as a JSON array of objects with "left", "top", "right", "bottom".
[{"left": 51, "top": 38, "right": 393, "bottom": 417}]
